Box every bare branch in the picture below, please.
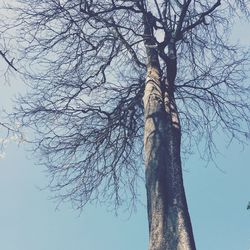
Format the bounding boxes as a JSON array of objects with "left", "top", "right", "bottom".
[
  {"left": 0, "top": 50, "right": 17, "bottom": 71},
  {"left": 179, "top": 0, "right": 221, "bottom": 38}
]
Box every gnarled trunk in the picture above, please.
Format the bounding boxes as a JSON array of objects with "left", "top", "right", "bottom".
[{"left": 143, "top": 41, "right": 196, "bottom": 250}]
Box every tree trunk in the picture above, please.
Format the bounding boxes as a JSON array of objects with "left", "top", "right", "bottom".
[{"left": 143, "top": 46, "right": 196, "bottom": 250}]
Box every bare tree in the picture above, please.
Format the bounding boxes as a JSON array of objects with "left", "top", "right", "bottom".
[{"left": 4, "top": 0, "right": 250, "bottom": 249}]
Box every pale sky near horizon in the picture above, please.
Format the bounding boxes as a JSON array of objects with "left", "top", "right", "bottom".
[{"left": 0, "top": 3, "right": 250, "bottom": 250}]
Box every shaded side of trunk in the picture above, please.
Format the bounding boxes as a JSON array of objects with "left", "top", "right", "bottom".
[{"left": 143, "top": 14, "right": 196, "bottom": 250}]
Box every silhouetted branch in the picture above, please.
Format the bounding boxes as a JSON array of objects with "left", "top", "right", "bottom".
[{"left": 0, "top": 50, "right": 17, "bottom": 71}]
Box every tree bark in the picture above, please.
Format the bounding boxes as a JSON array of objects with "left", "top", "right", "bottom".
[{"left": 143, "top": 17, "right": 196, "bottom": 250}]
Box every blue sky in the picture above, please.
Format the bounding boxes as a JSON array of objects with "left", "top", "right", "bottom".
[
  {"left": 1, "top": 126, "right": 250, "bottom": 250},
  {"left": 0, "top": 6, "right": 250, "bottom": 250}
]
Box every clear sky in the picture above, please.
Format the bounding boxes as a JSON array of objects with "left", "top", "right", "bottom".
[
  {"left": 0, "top": 5, "right": 250, "bottom": 250},
  {"left": 1, "top": 136, "right": 250, "bottom": 250}
]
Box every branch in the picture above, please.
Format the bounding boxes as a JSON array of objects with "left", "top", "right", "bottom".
[
  {"left": 111, "top": 20, "right": 146, "bottom": 68},
  {"left": 177, "top": 0, "right": 221, "bottom": 40},
  {"left": 175, "top": 0, "right": 192, "bottom": 38},
  {"left": 0, "top": 50, "right": 18, "bottom": 71}
]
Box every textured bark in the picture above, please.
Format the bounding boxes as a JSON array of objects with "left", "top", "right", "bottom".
[
  {"left": 143, "top": 17, "right": 196, "bottom": 249},
  {"left": 143, "top": 63, "right": 196, "bottom": 250}
]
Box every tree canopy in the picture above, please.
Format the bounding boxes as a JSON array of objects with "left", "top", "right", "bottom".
[{"left": 2, "top": 0, "right": 249, "bottom": 212}]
